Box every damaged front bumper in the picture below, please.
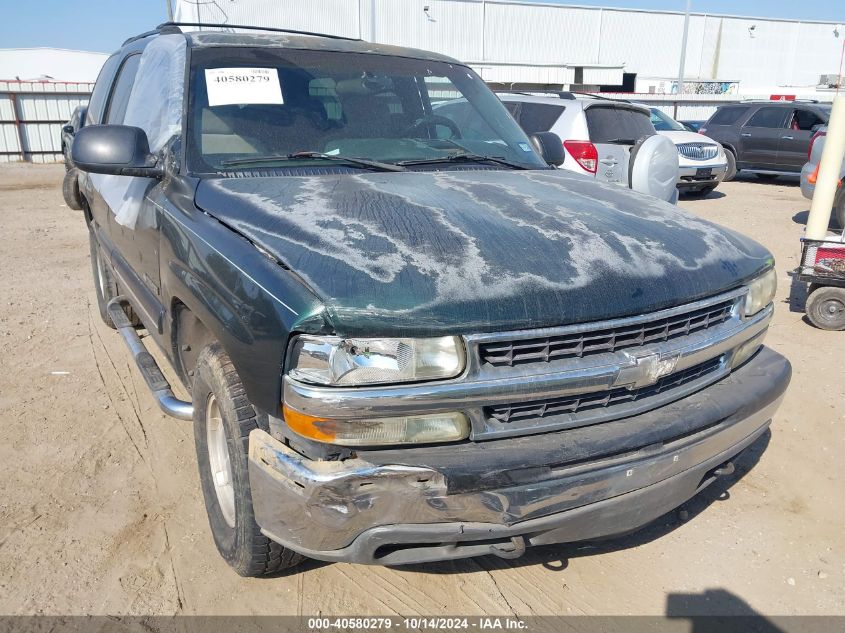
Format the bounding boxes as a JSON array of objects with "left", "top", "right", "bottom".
[{"left": 248, "top": 347, "right": 790, "bottom": 565}]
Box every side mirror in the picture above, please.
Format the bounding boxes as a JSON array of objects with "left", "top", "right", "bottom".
[
  {"left": 72, "top": 125, "right": 163, "bottom": 177},
  {"left": 530, "top": 132, "right": 566, "bottom": 167}
]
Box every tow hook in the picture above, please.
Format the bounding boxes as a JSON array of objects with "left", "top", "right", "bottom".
[
  {"left": 490, "top": 535, "right": 526, "bottom": 560},
  {"left": 713, "top": 461, "right": 736, "bottom": 477}
]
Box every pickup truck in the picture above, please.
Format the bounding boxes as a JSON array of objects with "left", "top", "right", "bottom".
[{"left": 72, "top": 23, "right": 790, "bottom": 576}]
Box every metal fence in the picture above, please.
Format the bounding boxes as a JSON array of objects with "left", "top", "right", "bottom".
[{"left": 0, "top": 81, "right": 92, "bottom": 164}]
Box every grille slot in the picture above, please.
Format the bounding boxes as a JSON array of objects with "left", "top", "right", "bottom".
[
  {"left": 479, "top": 299, "right": 735, "bottom": 368},
  {"left": 677, "top": 143, "right": 719, "bottom": 161},
  {"left": 486, "top": 356, "right": 724, "bottom": 425}
]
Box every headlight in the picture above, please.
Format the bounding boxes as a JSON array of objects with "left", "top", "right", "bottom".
[
  {"left": 744, "top": 268, "right": 777, "bottom": 317},
  {"left": 287, "top": 335, "right": 465, "bottom": 386},
  {"left": 283, "top": 405, "right": 470, "bottom": 446}
]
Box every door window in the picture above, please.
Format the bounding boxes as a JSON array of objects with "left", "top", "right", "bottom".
[
  {"left": 85, "top": 54, "right": 121, "bottom": 125},
  {"left": 788, "top": 109, "right": 825, "bottom": 131},
  {"left": 585, "top": 106, "right": 654, "bottom": 144},
  {"left": 708, "top": 106, "right": 747, "bottom": 126},
  {"left": 105, "top": 54, "right": 142, "bottom": 125},
  {"left": 744, "top": 107, "right": 788, "bottom": 129},
  {"left": 515, "top": 103, "right": 565, "bottom": 134}
]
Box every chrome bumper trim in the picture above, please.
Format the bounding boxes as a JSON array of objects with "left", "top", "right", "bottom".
[{"left": 251, "top": 347, "right": 790, "bottom": 557}]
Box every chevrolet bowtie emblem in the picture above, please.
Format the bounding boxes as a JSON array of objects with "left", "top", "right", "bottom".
[{"left": 614, "top": 351, "right": 680, "bottom": 390}]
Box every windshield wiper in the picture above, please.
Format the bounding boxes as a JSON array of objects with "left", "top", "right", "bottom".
[
  {"left": 219, "top": 151, "right": 405, "bottom": 172},
  {"left": 397, "top": 152, "right": 528, "bottom": 170},
  {"left": 600, "top": 138, "right": 638, "bottom": 145}
]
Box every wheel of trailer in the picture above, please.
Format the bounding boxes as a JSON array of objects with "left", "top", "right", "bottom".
[
  {"left": 805, "top": 286, "right": 845, "bottom": 331},
  {"left": 723, "top": 150, "right": 737, "bottom": 182},
  {"left": 63, "top": 168, "right": 83, "bottom": 210},
  {"left": 88, "top": 230, "right": 140, "bottom": 329},
  {"left": 193, "top": 344, "right": 304, "bottom": 576}
]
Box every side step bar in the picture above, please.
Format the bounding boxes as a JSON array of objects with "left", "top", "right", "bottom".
[{"left": 107, "top": 297, "right": 194, "bottom": 421}]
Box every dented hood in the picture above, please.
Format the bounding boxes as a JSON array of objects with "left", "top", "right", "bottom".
[{"left": 195, "top": 169, "right": 772, "bottom": 336}]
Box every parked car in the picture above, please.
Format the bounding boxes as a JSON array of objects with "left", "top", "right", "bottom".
[
  {"left": 61, "top": 105, "right": 87, "bottom": 210},
  {"left": 61, "top": 105, "right": 87, "bottom": 169},
  {"left": 679, "top": 119, "right": 705, "bottom": 133},
  {"left": 73, "top": 23, "right": 789, "bottom": 576},
  {"left": 479, "top": 93, "right": 678, "bottom": 203},
  {"left": 648, "top": 107, "right": 728, "bottom": 197},
  {"left": 799, "top": 128, "right": 845, "bottom": 229},
  {"left": 700, "top": 100, "right": 831, "bottom": 182}
]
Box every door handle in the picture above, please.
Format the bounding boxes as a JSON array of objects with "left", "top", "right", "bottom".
[
  {"left": 741, "top": 133, "right": 752, "bottom": 137},
  {"left": 781, "top": 135, "right": 794, "bottom": 140}
]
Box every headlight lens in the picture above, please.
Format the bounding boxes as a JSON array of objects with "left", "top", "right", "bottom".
[
  {"left": 744, "top": 268, "right": 777, "bottom": 317},
  {"left": 287, "top": 335, "right": 465, "bottom": 386}
]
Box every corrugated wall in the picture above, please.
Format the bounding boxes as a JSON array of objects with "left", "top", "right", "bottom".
[
  {"left": 174, "top": 0, "right": 844, "bottom": 92},
  {"left": 0, "top": 81, "right": 91, "bottom": 164}
]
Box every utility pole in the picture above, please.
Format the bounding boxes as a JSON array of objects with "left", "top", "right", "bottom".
[
  {"left": 165, "top": 0, "right": 174, "bottom": 21},
  {"left": 676, "top": 0, "right": 691, "bottom": 97}
]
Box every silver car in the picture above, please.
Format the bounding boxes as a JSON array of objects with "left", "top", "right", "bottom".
[
  {"left": 475, "top": 93, "right": 679, "bottom": 203},
  {"left": 800, "top": 128, "right": 845, "bottom": 229}
]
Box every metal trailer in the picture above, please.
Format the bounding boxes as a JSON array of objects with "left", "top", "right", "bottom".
[{"left": 792, "top": 236, "right": 845, "bottom": 330}]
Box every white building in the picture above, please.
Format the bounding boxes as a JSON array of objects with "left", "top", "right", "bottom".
[
  {"left": 173, "top": 0, "right": 844, "bottom": 95},
  {"left": 0, "top": 48, "right": 109, "bottom": 83}
]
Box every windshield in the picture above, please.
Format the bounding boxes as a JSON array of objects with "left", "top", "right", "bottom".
[
  {"left": 186, "top": 48, "right": 547, "bottom": 173},
  {"left": 649, "top": 108, "right": 686, "bottom": 132}
]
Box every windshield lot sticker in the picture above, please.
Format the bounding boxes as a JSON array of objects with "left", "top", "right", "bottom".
[
  {"left": 518, "top": 142, "right": 532, "bottom": 152},
  {"left": 205, "top": 68, "right": 283, "bottom": 106}
]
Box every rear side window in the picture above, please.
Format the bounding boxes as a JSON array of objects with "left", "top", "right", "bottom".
[
  {"left": 708, "top": 106, "right": 747, "bottom": 126},
  {"left": 585, "top": 106, "right": 654, "bottom": 143},
  {"left": 105, "top": 54, "right": 142, "bottom": 124},
  {"left": 745, "top": 107, "right": 788, "bottom": 129},
  {"left": 514, "top": 103, "right": 565, "bottom": 134},
  {"left": 85, "top": 54, "right": 121, "bottom": 125}
]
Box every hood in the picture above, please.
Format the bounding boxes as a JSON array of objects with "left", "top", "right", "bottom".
[
  {"left": 657, "top": 130, "right": 720, "bottom": 145},
  {"left": 195, "top": 169, "right": 772, "bottom": 336}
]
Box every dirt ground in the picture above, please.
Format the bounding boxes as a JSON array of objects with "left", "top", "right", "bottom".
[{"left": 0, "top": 163, "right": 843, "bottom": 617}]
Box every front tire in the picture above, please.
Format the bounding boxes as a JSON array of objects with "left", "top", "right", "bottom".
[
  {"left": 806, "top": 286, "right": 845, "bottom": 331},
  {"left": 193, "top": 344, "right": 304, "bottom": 576},
  {"left": 63, "top": 168, "right": 83, "bottom": 210},
  {"left": 723, "top": 150, "right": 737, "bottom": 182}
]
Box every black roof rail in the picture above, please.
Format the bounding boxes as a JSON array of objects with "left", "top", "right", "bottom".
[
  {"left": 155, "top": 21, "right": 361, "bottom": 41},
  {"left": 491, "top": 89, "right": 577, "bottom": 100}
]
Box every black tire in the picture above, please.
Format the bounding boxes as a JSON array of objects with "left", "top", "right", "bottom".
[
  {"left": 89, "top": 229, "right": 141, "bottom": 329},
  {"left": 831, "top": 196, "right": 845, "bottom": 231},
  {"left": 193, "top": 344, "right": 304, "bottom": 576},
  {"left": 755, "top": 173, "right": 779, "bottom": 182},
  {"left": 89, "top": 230, "right": 119, "bottom": 329},
  {"left": 686, "top": 185, "right": 717, "bottom": 197},
  {"left": 63, "top": 168, "right": 83, "bottom": 210},
  {"left": 805, "top": 286, "right": 845, "bottom": 331},
  {"left": 723, "top": 149, "right": 737, "bottom": 182}
]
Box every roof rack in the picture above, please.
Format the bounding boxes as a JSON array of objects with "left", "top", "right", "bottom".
[
  {"left": 155, "top": 21, "right": 360, "bottom": 41},
  {"left": 491, "top": 89, "right": 576, "bottom": 100}
]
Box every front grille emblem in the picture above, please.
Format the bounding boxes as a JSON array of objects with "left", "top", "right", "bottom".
[{"left": 615, "top": 351, "right": 680, "bottom": 390}]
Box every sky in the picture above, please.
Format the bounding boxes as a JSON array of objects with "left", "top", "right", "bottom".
[{"left": 1, "top": 0, "right": 843, "bottom": 54}]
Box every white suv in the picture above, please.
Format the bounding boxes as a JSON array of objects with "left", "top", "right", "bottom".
[
  {"left": 648, "top": 107, "right": 728, "bottom": 197},
  {"left": 491, "top": 93, "right": 679, "bottom": 203}
]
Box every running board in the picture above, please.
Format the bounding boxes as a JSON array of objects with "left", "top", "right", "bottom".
[{"left": 107, "top": 297, "right": 194, "bottom": 421}]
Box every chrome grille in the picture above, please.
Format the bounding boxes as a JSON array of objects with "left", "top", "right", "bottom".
[
  {"left": 486, "top": 356, "right": 724, "bottom": 425},
  {"left": 677, "top": 143, "right": 719, "bottom": 161},
  {"left": 479, "top": 299, "right": 735, "bottom": 368}
]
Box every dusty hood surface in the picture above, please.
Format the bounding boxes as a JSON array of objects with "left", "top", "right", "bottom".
[{"left": 195, "top": 169, "right": 772, "bottom": 336}]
